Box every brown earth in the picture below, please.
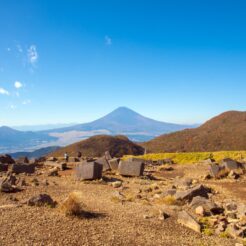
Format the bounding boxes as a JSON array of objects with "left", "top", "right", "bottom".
[
  {"left": 142, "top": 110, "right": 246, "bottom": 152},
  {"left": 0, "top": 161, "right": 243, "bottom": 246},
  {"left": 49, "top": 135, "right": 144, "bottom": 158}
]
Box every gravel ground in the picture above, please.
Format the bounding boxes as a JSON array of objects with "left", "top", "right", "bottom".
[{"left": 0, "top": 164, "right": 239, "bottom": 246}]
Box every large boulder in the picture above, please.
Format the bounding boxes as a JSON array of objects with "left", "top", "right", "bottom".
[
  {"left": 0, "top": 154, "right": 15, "bottom": 164},
  {"left": 118, "top": 160, "right": 145, "bottom": 177},
  {"left": 12, "top": 163, "right": 35, "bottom": 174},
  {"left": 174, "top": 185, "right": 211, "bottom": 202},
  {"left": 221, "top": 158, "right": 241, "bottom": 171},
  {"left": 75, "top": 161, "right": 103, "bottom": 180}
]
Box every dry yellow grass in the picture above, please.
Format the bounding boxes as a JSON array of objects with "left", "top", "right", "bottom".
[
  {"left": 124, "top": 151, "right": 246, "bottom": 164},
  {"left": 60, "top": 191, "right": 86, "bottom": 216}
]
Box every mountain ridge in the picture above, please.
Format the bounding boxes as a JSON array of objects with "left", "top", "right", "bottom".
[{"left": 142, "top": 110, "right": 246, "bottom": 152}]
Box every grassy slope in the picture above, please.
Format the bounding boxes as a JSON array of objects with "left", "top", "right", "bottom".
[{"left": 124, "top": 151, "right": 246, "bottom": 164}]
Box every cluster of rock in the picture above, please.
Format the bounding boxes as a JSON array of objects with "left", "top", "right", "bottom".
[
  {"left": 149, "top": 177, "right": 246, "bottom": 241},
  {"left": 75, "top": 152, "right": 145, "bottom": 180},
  {"left": 209, "top": 158, "right": 246, "bottom": 179}
]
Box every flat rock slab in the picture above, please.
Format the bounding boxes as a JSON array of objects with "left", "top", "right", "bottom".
[
  {"left": 12, "top": 164, "right": 35, "bottom": 174},
  {"left": 75, "top": 161, "right": 103, "bottom": 180},
  {"left": 44, "top": 161, "right": 67, "bottom": 170},
  {"left": 177, "top": 211, "right": 201, "bottom": 233},
  {"left": 209, "top": 164, "right": 221, "bottom": 178},
  {"left": 174, "top": 185, "right": 211, "bottom": 202},
  {"left": 108, "top": 158, "right": 120, "bottom": 171},
  {"left": 118, "top": 160, "right": 145, "bottom": 177},
  {"left": 221, "top": 158, "right": 240, "bottom": 171},
  {"left": 95, "top": 156, "right": 111, "bottom": 171}
]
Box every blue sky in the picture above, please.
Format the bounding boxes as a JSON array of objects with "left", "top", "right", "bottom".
[{"left": 0, "top": 0, "right": 245, "bottom": 126}]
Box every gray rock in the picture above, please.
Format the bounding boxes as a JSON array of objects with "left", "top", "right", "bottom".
[
  {"left": 174, "top": 178, "right": 192, "bottom": 189},
  {"left": 174, "top": 185, "right": 211, "bottom": 202},
  {"left": 177, "top": 211, "right": 201, "bottom": 233},
  {"left": 0, "top": 163, "right": 8, "bottom": 172},
  {"left": 28, "top": 194, "right": 56, "bottom": 207},
  {"left": 118, "top": 160, "right": 145, "bottom": 177},
  {"left": 0, "top": 154, "right": 15, "bottom": 164},
  {"left": 75, "top": 161, "right": 103, "bottom": 180},
  {"left": 163, "top": 189, "right": 177, "bottom": 197},
  {"left": 105, "top": 151, "right": 112, "bottom": 161},
  {"left": 108, "top": 158, "right": 120, "bottom": 171},
  {"left": 12, "top": 163, "right": 35, "bottom": 174},
  {"left": 221, "top": 158, "right": 240, "bottom": 171},
  {"left": 95, "top": 156, "right": 111, "bottom": 171},
  {"left": 209, "top": 163, "right": 221, "bottom": 178},
  {"left": 0, "top": 174, "right": 17, "bottom": 193}
]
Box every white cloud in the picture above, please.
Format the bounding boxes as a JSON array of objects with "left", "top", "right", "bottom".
[
  {"left": 22, "top": 99, "right": 31, "bottom": 105},
  {"left": 28, "top": 45, "right": 38, "bottom": 65},
  {"left": 0, "top": 88, "right": 9, "bottom": 95},
  {"left": 7, "top": 48, "right": 11, "bottom": 52},
  {"left": 105, "top": 36, "right": 112, "bottom": 46},
  {"left": 10, "top": 105, "right": 16, "bottom": 110},
  {"left": 16, "top": 44, "right": 23, "bottom": 53},
  {"left": 14, "top": 81, "right": 23, "bottom": 89}
]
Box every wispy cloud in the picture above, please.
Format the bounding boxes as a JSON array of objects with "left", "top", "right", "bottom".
[
  {"left": 14, "top": 81, "right": 23, "bottom": 89},
  {"left": 28, "top": 45, "right": 38, "bottom": 65},
  {"left": 105, "top": 35, "right": 112, "bottom": 46},
  {"left": 22, "top": 99, "right": 31, "bottom": 105},
  {"left": 0, "top": 88, "right": 9, "bottom": 95},
  {"left": 10, "top": 104, "right": 17, "bottom": 110},
  {"left": 16, "top": 44, "right": 23, "bottom": 53}
]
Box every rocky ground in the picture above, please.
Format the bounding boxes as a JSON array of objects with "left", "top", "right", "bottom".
[{"left": 0, "top": 158, "right": 245, "bottom": 246}]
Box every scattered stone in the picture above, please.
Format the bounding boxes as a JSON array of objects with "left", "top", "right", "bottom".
[
  {"left": 12, "top": 163, "right": 35, "bottom": 174},
  {"left": 174, "top": 185, "right": 211, "bottom": 202},
  {"left": 16, "top": 156, "right": 29, "bottom": 164},
  {"left": 158, "top": 210, "right": 170, "bottom": 220},
  {"left": 209, "top": 164, "right": 221, "bottom": 178},
  {"left": 177, "top": 211, "right": 201, "bottom": 233},
  {"left": 0, "top": 154, "right": 15, "bottom": 164},
  {"left": 48, "top": 167, "right": 59, "bottom": 176},
  {"left": 46, "top": 157, "right": 57, "bottom": 162},
  {"left": 75, "top": 161, "right": 103, "bottom": 180},
  {"left": 221, "top": 158, "right": 240, "bottom": 171},
  {"left": 0, "top": 174, "right": 17, "bottom": 193},
  {"left": 195, "top": 206, "right": 205, "bottom": 216},
  {"left": 112, "top": 181, "right": 122, "bottom": 188},
  {"left": 174, "top": 178, "right": 192, "bottom": 189},
  {"left": 44, "top": 161, "right": 66, "bottom": 170},
  {"left": 28, "top": 194, "right": 56, "bottom": 207},
  {"left": 0, "top": 163, "right": 8, "bottom": 172},
  {"left": 118, "top": 160, "right": 145, "bottom": 177}
]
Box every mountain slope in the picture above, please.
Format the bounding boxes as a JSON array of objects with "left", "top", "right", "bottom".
[
  {"left": 44, "top": 107, "right": 195, "bottom": 141},
  {"left": 142, "top": 111, "right": 246, "bottom": 152},
  {"left": 49, "top": 135, "right": 144, "bottom": 158}
]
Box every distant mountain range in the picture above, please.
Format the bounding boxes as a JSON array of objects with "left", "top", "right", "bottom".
[
  {"left": 0, "top": 106, "right": 197, "bottom": 154},
  {"left": 0, "top": 126, "right": 56, "bottom": 153},
  {"left": 142, "top": 111, "right": 246, "bottom": 152},
  {"left": 9, "top": 146, "right": 61, "bottom": 159}
]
